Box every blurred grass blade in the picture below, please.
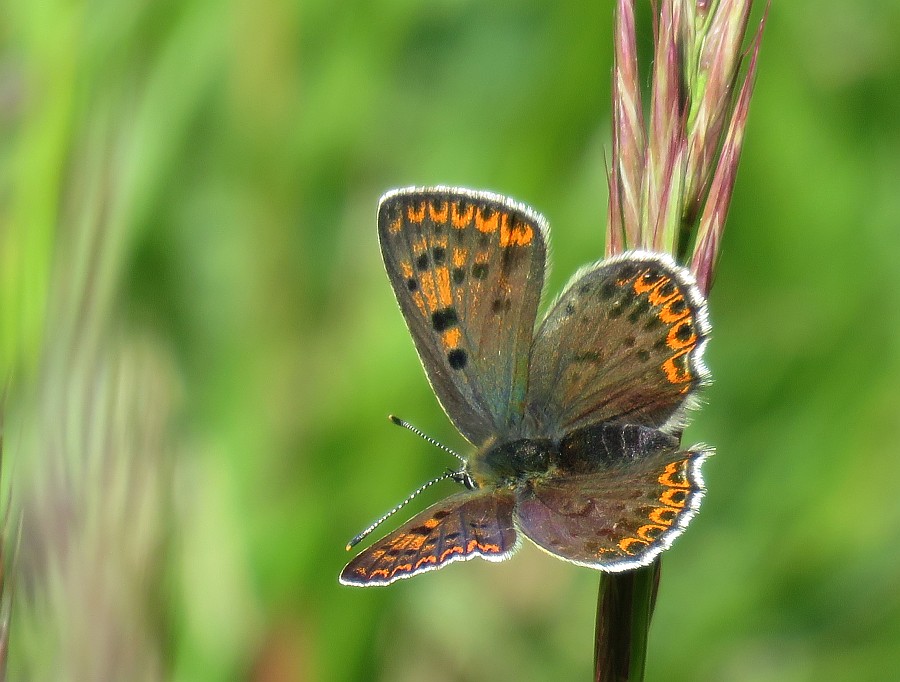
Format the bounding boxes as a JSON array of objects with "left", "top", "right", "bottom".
[
  {"left": 0, "top": 408, "right": 14, "bottom": 682},
  {"left": 11, "top": 93, "right": 175, "bottom": 680}
]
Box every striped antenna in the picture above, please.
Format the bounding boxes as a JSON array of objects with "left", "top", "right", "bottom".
[
  {"left": 345, "top": 415, "right": 471, "bottom": 551},
  {"left": 388, "top": 415, "right": 466, "bottom": 466},
  {"left": 345, "top": 470, "right": 458, "bottom": 550}
]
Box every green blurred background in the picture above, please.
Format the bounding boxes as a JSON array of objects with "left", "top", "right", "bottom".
[{"left": 1, "top": 1, "right": 899, "bottom": 680}]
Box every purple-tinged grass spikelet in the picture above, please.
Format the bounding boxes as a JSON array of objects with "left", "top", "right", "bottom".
[
  {"left": 684, "top": 0, "right": 753, "bottom": 224},
  {"left": 607, "top": 0, "right": 645, "bottom": 256},
  {"left": 641, "top": 1, "right": 685, "bottom": 249},
  {"left": 653, "top": 137, "right": 688, "bottom": 254},
  {"left": 692, "top": 4, "right": 767, "bottom": 294}
]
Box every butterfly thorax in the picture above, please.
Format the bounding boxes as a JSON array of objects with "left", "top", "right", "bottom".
[{"left": 468, "top": 438, "right": 557, "bottom": 488}]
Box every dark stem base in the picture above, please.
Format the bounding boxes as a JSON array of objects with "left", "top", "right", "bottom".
[{"left": 593, "top": 560, "right": 661, "bottom": 682}]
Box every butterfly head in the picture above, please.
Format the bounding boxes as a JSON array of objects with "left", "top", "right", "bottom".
[{"left": 449, "top": 468, "right": 477, "bottom": 490}]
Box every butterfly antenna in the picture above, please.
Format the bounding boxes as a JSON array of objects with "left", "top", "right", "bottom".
[
  {"left": 388, "top": 415, "right": 466, "bottom": 466},
  {"left": 345, "top": 470, "right": 457, "bottom": 551}
]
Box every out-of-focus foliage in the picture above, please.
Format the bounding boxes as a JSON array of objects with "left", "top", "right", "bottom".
[{"left": 0, "top": 1, "right": 898, "bottom": 680}]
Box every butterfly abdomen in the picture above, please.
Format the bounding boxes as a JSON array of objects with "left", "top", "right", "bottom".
[{"left": 556, "top": 423, "right": 679, "bottom": 475}]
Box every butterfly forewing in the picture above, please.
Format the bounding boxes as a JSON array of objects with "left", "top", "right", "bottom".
[
  {"left": 378, "top": 187, "right": 547, "bottom": 446},
  {"left": 340, "top": 490, "right": 518, "bottom": 586},
  {"left": 515, "top": 438, "right": 711, "bottom": 571},
  {"left": 525, "top": 252, "right": 710, "bottom": 439}
]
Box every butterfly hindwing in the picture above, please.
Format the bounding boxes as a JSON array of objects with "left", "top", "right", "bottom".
[
  {"left": 525, "top": 251, "right": 710, "bottom": 439},
  {"left": 378, "top": 187, "right": 548, "bottom": 446},
  {"left": 514, "top": 424, "right": 711, "bottom": 571},
  {"left": 340, "top": 490, "right": 518, "bottom": 587}
]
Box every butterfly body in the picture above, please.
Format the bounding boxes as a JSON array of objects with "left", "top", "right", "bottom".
[{"left": 340, "top": 187, "right": 712, "bottom": 587}]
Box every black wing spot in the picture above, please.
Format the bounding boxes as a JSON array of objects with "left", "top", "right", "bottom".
[
  {"left": 675, "top": 321, "right": 694, "bottom": 342},
  {"left": 432, "top": 307, "right": 459, "bottom": 332},
  {"left": 565, "top": 302, "right": 576, "bottom": 316},
  {"left": 448, "top": 349, "right": 468, "bottom": 370},
  {"left": 415, "top": 253, "right": 429, "bottom": 271},
  {"left": 452, "top": 267, "right": 466, "bottom": 285},
  {"left": 668, "top": 298, "right": 687, "bottom": 315},
  {"left": 644, "top": 316, "right": 663, "bottom": 331},
  {"left": 617, "top": 264, "right": 639, "bottom": 280},
  {"left": 600, "top": 281, "right": 617, "bottom": 299},
  {"left": 666, "top": 489, "right": 688, "bottom": 505},
  {"left": 492, "top": 298, "right": 512, "bottom": 314},
  {"left": 628, "top": 299, "right": 651, "bottom": 323},
  {"left": 432, "top": 246, "right": 446, "bottom": 264},
  {"left": 472, "top": 263, "right": 489, "bottom": 280},
  {"left": 617, "top": 286, "right": 637, "bottom": 307},
  {"left": 623, "top": 336, "right": 636, "bottom": 348},
  {"left": 637, "top": 350, "right": 651, "bottom": 362},
  {"left": 641, "top": 269, "right": 663, "bottom": 285},
  {"left": 659, "top": 281, "right": 677, "bottom": 298}
]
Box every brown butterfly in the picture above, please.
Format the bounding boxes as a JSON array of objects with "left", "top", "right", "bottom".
[{"left": 341, "top": 187, "right": 711, "bottom": 587}]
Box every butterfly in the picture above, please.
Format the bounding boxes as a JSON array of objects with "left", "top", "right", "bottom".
[{"left": 340, "top": 187, "right": 712, "bottom": 587}]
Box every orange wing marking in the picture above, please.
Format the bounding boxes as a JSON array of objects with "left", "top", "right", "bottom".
[
  {"left": 661, "top": 349, "right": 693, "bottom": 385},
  {"left": 618, "top": 537, "right": 650, "bottom": 555},
  {"left": 435, "top": 266, "right": 453, "bottom": 307},
  {"left": 451, "top": 202, "right": 473, "bottom": 228},
  {"left": 442, "top": 328, "right": 461, "bottom": 349},
  {"left": 412, "top": 292, "right": 426, "bottom": 316},
  {"left": 658, "top": 460, "right": 690, "bottom": 488},
  {"left": 499, "top": 215, "right": 534, "bottom": 247},
  {"left": 648, "top": 280, "right": 680, "bottom": 306},
  {"left": 428, "top": 201, "right": 449, "bottom": 223},
  {"left": 633, "top": 271, "right": 666, "bottom": 295},
  {"left": 658, "top": 295, "right": 690, "bottom": 324},
  {"left": 407, "top": 202, "right": 426, "bottom": 223},
  {"left": 419, "top": 272, "right": 438, "bottom": 311},
  {"left": 666, "top": 321, "right": 697, "bottom": 351},
  {"left": 660, "top": 488, "right": 687, "bottom": 508},
  {"left": 475, "top": 207, "right": 500, "bottom": 233},
  {"left": 637, "top": 524, "right": 667, "bottom": 542},
  {"left": 649, "top": 506, "right": 677, "bottom": 526}
]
